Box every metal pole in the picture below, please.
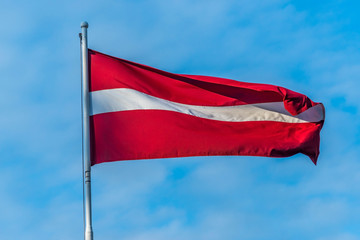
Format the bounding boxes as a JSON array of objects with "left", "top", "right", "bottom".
[{"left": 80, "top": 21, "right": 94, "bottom": 240}]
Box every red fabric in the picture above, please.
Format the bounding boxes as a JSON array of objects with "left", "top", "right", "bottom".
[
  {"left": 90, "top": 111, "right": 322, "bottom": 165},
  {"left": 89, "top": 50, "right": 318, "bottom": 114},
  {"left": 89, "top": 49, "right": 324, "bottom": 165}
]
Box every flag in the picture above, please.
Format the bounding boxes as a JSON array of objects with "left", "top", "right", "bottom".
[{"left": 89, "top": 49, "right": 325, "bottom": 165}]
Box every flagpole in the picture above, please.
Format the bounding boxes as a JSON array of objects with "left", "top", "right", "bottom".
[{"left": 80, "top": 21, "right": 94, "bottom": 240}]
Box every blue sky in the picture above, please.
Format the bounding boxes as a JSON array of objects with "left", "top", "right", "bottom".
[{"left": 1, "top": 0, "right": 360, "bottom": 239}]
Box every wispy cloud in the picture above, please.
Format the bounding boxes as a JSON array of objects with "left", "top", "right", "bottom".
[{"left": 0, "top": 0, "right": 359, "bottom": 239}]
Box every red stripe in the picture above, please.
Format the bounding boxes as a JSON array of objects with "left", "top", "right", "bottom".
[
  {"left": 90, "top": 111, "right": 323, "bottom": 165},
  {"left": 89, "top": 50, "right": 317, "bottom": 115}
]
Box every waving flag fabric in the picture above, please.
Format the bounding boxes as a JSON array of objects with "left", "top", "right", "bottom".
[{"left": 88, "top": 49, "right": 325, "bottom": 165}]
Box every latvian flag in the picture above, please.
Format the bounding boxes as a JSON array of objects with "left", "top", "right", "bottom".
[{"left": 89, "top": 50, "right": 325, "bottom": 166}]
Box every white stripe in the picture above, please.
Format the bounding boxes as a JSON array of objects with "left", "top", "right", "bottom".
[{"left": 90, "top": 88, "right": 324, "bottom": 123}]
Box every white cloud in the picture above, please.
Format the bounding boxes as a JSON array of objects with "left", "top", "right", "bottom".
[{"left": 1, "top": 0, "right": 360, "bottom": 239}]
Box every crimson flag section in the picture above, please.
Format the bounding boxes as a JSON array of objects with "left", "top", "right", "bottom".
[{"left": 89, "top": 49, "right": 325, "bottom": 165}]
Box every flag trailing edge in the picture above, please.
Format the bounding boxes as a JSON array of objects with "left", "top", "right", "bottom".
[{"left": 88, "top": 49, "right": 325, "bottom": 165}]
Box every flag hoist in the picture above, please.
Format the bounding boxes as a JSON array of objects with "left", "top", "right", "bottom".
[{"left": 80, "top": 22, "right": 93, "bottom": 240}]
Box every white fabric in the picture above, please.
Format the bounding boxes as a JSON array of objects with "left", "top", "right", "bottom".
[{"left": 90, "top": 88, "right": 324, "bottom": 123}]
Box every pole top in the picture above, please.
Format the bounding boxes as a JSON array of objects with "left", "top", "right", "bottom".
[{"left": 81, "top": 21, "right": 89, "bottom": 28}]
